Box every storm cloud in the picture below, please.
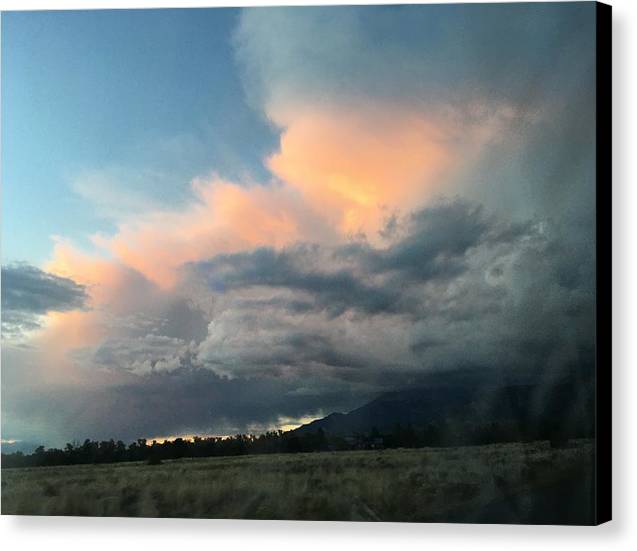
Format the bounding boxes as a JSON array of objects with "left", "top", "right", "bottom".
[
  {"left": 235, "top": 3, "right": 593, "bottom": 119},
  {"left": 2, "top": 196, "right": 593, "bottom": 447},
  {"left": 186, "top": 199, "right": 594, "bottom": 384},
  {"left": 1, "top": 4, "right": 598, "bottom": 447}
]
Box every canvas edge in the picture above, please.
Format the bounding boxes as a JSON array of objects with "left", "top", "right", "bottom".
[{"left": 595, "top": 0, "right": 612, "bottom": 527}]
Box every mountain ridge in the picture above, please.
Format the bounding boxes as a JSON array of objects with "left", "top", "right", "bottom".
[{"left": 292, "top": 378, "right": 594, "bottom": 444}]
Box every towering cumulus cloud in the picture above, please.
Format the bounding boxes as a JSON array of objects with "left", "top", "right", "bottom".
[
  {"left": 234, "top": 5, "right": 542, "bottom": 237},
  {"left": 2, "top": 4, "right": 597, "bottom": 446}
]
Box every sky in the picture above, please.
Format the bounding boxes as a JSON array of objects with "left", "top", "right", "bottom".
[{"left": 1, "top": 3, "right": 598, "bottom": 449}]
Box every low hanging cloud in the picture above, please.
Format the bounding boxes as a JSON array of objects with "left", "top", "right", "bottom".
[
  {"left": 1, "top": 264, "right": 88, "bottom": 339},
  {"left": 2, "top": 366, "right": 357, "bottom": 445},
  {"left": 2, "top": 197, "right": 594, "bottom": 444}
]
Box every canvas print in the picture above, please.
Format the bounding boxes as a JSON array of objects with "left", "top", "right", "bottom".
[{"left": 1, "top": 2, "right": 611, "bottom": 524}]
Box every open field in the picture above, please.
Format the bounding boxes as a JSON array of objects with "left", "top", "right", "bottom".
[{"left": 1, "top": 439, "right": 594, "bottom": 523}]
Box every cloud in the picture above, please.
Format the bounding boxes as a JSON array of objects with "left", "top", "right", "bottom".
[
  {"left": 85, "top": 334, "right": 198, "bottom": 376},
  {"left": 1, "top": 264, "right": 88, "bottom": 338},
  {"left": 2, "top": 5, "right": 597, "bottom": 446},
  {"left": 46, "top": 5, "right": 575, "bottom": 297},
  {"left": 73, "top": 178, "right": 338, "bottom": 289},
  {"left": 70, "top": 167, "right": 169, "bottom": 221},
  {"left": 235, "top": 3, "right": 593, "bottom": 119},
  {"left": 37, "top": 255, "right": 209, "bottom": 378},
  {"left": 3, "top": 196, "right": 594, "bottom": 445},
  {"left": 235, "top": 3, "right": 594, "bottom": 236},
  {"left": 1, "top": 367, "right": 359, "bottom": 445},
  {"left": 187, "top": 199, "right": 593, "bottom": 384},
  {"left": 1, "top": 263, "right": 87, "bottom": 313},
  {"left": 340, "top": 199, "right": 515, "bottom": 283},
  {"left": 194, "top": 245, "right": 402, "bottom": 318},
  {"left": 33, "top": 195, "right": 593, "bottom": 393},
  {"left": 266, "top": 106, "right": 454, "bottom": 237},
  {"left": 233, "top": 5, "right": 553, "bottom": 239},
  {"left": 190, "top": 199, "right": 531, "bottom": 315}
]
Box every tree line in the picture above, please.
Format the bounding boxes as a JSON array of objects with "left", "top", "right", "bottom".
[
  {"left": 0, "top": 418, "right": 585, "bottom": 469},
  {"left": 1, "top": 430, "right": 330, "bottom": 468}
]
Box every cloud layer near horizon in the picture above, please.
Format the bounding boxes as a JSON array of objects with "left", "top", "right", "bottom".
[{"left": 1, "top": 4, "right": 597, "bottom": 446}]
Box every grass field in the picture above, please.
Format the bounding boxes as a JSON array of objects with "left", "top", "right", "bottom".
[{"left": 1, "top": 439, "right": 594, "bottom": 523}]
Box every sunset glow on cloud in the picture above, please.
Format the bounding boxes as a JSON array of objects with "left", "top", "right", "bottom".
[
  {"left": 45, "top": 99, "right": 520, "bottom": 293},
  {"left": 2, "top": 3, "right": 597, "bottom": 446},
  {"left": 268, "top": 107, "right": 452, "bottom": 236}
]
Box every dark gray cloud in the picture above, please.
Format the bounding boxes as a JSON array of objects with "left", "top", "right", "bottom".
[
  {"left": 1, "top": 263, "right": 87, "bottom": 313},
  {"left": 195, "top": 245, "right": 402, "bottom": 317},
  {"left": 1, "top": 264, "right": 88, "bottom": 338},
  {"left": 1, "top": 199, "right": 595, "bottom": 446},
  {"left": 340, "top": 200, "right": 533, "bottom": 284},
  {"left": 185, "top": 199, "right": 594, "bottom": 386},
  {"left": 191, "top": 199, "right": 530, "bottom": 317},
  {"left": 1, "top": 366, "right": 364, "bottom": 446},
  {"left": 1, "top": 199, "right": 595, "bottom": 447},
  {"left": 236, "top": 3, "right": 594, "bottom": 116}
]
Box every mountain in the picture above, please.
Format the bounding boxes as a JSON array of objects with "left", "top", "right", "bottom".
[{"left": 293, "top": 378, "right": 594, "bottom": 444}]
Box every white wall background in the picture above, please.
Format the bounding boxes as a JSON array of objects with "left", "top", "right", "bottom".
[{"left": 0, "top": 0, "right": 633, "bottom": 549}]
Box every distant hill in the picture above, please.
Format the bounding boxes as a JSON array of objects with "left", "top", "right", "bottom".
[{"left": 293, "top": 378, "right": 594, "bottom": 445}]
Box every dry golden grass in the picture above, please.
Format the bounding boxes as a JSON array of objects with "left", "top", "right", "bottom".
[{"left": 1, "top": 439, "right": 594, "bottom": 522}]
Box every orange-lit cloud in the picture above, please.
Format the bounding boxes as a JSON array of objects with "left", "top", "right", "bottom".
[
  {"left": 37, "top": 97, "right": 524, "bottom": 372},
  {"left": 46, "top": 239, "right": 133, "bottom": 305},
  {"left": 36, "top": 310, "right": 104, "bottom": 360},
  {"left": 49, "top": 98, "right": 521, "bottom": 292},
  {"left": 268, "top": 106, "right": 453, "bottom": 236},
  {"left": 86, "top": 179, "right": 337, "bottom": 289}
]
